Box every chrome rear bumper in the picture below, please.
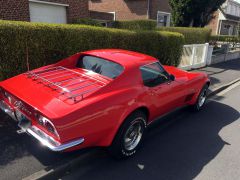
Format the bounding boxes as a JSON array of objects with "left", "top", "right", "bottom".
[
  {"left": 0, "top": 100, "right": 17, "bottom": 121},
  {"left": 27, "top": 126, "right": 84, "bottom": 151},
  {"left": 0, "top": 100, "right": 84, "bottom": 151}
]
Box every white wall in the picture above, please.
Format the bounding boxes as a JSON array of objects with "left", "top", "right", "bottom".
[{"left": 224, "top": 0, "right": 240, "bottom": 17}]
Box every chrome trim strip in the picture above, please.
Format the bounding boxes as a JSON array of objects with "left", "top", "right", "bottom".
[{"left": 26, "top": 126, "right": 84, "bottom": 152}]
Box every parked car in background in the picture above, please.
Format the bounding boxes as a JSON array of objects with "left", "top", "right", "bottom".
[{"left": 0, "top": 49, "right": 210, "bottom": 158}]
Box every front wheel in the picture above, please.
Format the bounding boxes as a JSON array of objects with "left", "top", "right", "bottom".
[
  {"left": 192, "top": 84, "right": 209, "bottom": 111},
  {"left": 108, "top": 111, "right": 147, "bottom": 159}
]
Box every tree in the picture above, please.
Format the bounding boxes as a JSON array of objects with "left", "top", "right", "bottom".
[{"left": 169, "top": 0, "right": 226, "bottom": 27}]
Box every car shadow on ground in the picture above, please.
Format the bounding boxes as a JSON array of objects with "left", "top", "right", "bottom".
[
  {"left": 60, "top": 100, "right": 240, "bottom": 180},
  {"left": 198, "top": 59, "right": 240, "bottom": 73},
  {"left": 209, "top": 76, "right": 221, "bottom": 87},
  {"left": 0, "top": 100, "right": 239, "bottom": 180},
  {"left": 210, "top": 59, "right": 240, "bottom": 71},
  {"left": 0, "top": 113, "right": 84, "bottom": 167},
  {"left": 0, "top": 113, "right": 30, "bottom": 166}
]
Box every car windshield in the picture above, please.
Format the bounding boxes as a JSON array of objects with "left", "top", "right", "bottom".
[{"left": 77, "top": 55, "right": 124, "bottom": 79}]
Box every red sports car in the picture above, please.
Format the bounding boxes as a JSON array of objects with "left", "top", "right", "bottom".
[{"left": 0, "top": 49, "right": 210, "bottom": 158}]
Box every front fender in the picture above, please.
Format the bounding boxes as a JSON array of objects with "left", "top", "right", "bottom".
[{"left": 188, "top": 74, "right": 210, "bottom": 105}]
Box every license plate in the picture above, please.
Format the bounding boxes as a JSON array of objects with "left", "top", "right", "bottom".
[
  {"left": 15, "top": 110, "right": 31, "bottom": 131},
  {"left": 15, "top": 109, "right": 25, "bottom": 121}
]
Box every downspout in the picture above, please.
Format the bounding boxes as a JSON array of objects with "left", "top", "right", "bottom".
[
  {"left": 218, "top": 20, "right": 222, "bottom": 35},
  {"left": 147, "top": 0, "right": 151, "bottom": 19}
]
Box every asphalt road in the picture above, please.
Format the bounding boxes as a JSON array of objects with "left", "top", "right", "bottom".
[
  {"left": 61, "top": 83, "right": 240, "bottom": 180},
  {"left": 0, "top": 83, "right": 239, "bottom": 180},
  {"left": 0, "top": 109, "right": 90, "bottom": 179}
]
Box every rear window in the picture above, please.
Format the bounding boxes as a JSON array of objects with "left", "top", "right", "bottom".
[{"left": 77, "top": 55, "right": 124, "bottom": 79}]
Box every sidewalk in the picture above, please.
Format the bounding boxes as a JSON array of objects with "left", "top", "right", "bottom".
[{"left": 193, "top": 59, "right": 240, "bottom": 92}]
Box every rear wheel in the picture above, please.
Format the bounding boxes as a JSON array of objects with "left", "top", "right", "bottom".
[
  {"left": 193, "top": 84, "right": 209, "bottom": 111},
  {"left": 109, "top": 111, "right": 147, "bottom": 159}
]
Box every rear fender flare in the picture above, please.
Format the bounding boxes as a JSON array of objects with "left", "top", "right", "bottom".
[{"left": 99, "top": 102, "right": 149, "bottom": 146}]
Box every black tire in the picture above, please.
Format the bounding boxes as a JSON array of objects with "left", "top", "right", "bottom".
[
  {"left": 108, "top": 111, "right": 147, "bottom": 159},
  {"left": 192, "top": 84, "right": 209, "bottom": 111}
]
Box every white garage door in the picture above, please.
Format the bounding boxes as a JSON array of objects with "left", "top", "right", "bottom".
[{"left": 29, "top": 1, "right": 67, "bottom": 24}]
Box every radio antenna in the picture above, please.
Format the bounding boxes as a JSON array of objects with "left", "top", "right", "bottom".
[{"left": 26, "top": 42, "right": 30, "bottom": 72}]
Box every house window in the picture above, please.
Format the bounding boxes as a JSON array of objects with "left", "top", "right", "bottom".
[{"left": 157, "top": 11, "right": 171, "bottom": 27}]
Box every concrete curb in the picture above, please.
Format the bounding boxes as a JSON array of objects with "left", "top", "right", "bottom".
[
  {"left": 23, "top": 77, "right": 240, "bottom": 180},
  {"left": 23, "top": 149, "right": 100, "bottom": 180}
]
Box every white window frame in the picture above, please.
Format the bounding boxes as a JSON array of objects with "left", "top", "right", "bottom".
[
  {"left": 29, "top": 0, "right": 69, "bottom": 7},
  {"left": 108, "top": 11, "right": 116, "bottom": 21},
  {"left": 157, "top": 11, "right": 171, "bottom": 27}
]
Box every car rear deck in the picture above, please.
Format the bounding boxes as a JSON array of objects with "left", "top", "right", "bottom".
[{"left": 26, "top": 66, "right": 112, "bottom": 104}]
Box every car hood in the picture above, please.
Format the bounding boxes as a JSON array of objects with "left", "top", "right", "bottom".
[{"left": 164, "top": 65, "right": 206, "bottom": 82}]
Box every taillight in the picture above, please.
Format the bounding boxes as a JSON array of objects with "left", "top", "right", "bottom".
[
  {"left": 2, "top": 90, "right": 13, "bottom": 103},
  {"left": 37, "top": 115, "right": 59, "bottom": 138},
  {"left": 45, "top": 121, "right": 55, "bottom": 134}
]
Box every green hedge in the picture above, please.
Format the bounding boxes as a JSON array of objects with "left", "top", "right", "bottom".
[
  {"left": 112, "top": 20, "right": 157, "bottom": 30},
  {"left": 157, "top": 27, "right": 212, "bottom": 44},
  {"left": 210, "top": 35, "right": 240, "bottom": 42},
  {"left": 0, "top": 20, "right": 184, "bottom": 80},
  {"left": 72, "top": 18, "right": 102, "bottom": 27},
  {"left": 112, "top": 20, "right": 211, "bottom": 44}
]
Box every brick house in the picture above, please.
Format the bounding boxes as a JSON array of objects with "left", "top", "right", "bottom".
[
  {"left": 207, "top": 0, "right": 240, "bottom": 35},
  {"left": 0, "top": 0, "right": 89, "bottom": 24},
  {"left": 89, "top": 0, "right": 171, "bottom": 26}
]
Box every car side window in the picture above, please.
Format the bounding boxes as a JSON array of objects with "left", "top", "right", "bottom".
[{"left": 140, "top": 62, "right": 170, "bottom": 87}]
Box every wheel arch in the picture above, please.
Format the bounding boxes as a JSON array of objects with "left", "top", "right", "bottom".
[
  {"left": 130, "top": 106, "right": 150, "bottom": 122},
  {"left": 101, "top": 105, "right": 150, "bottom": 147},
  {"left": 189, "top": 80, "right": 210, "bottom": 105}
]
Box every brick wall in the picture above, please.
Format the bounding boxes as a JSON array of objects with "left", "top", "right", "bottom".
[
  {"left": 89, "top": 0, "right": 148, "bottom": 20},
  {"left": 0, "top": 0, "right": 30, "bottom": 21},
  {"left": 0, "top": 0, "right": 89, "bottom": 23}
]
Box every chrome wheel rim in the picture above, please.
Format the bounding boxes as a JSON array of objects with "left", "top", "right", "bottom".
[
  {"left": 124, "top": 119, "right": 144, "bottom": 151},
  {"left": 198, "top": 89, "right": 207, "bottom": 107}
]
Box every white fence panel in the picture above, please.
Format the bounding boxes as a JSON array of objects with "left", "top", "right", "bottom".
[{"left": 179, "top": 43, "right": 209, "bottom": 70}]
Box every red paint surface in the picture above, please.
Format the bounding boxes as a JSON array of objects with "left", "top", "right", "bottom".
[{"left": 0, "top": 49, "right": 210, "bottom": 151}]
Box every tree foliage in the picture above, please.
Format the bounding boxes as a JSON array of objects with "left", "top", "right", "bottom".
[{"left": 169, "top": 0, "right": 226, "bottom": 27}]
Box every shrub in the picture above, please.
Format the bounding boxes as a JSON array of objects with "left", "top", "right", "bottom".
[
  {"left": 210, "top": 35, "right": 240, "bottom": 43},
  {"left": 72, "top": 18, "right": 102, "bottom": 27},
  {"left": 112, "top": 20, "right": 157, "bottom": 30},
  {"left": 0, "top": 20, "right": 184, "bottom": 80},
  {"left": 157, "top": 27, "right": 212, "bottom": 44}
]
